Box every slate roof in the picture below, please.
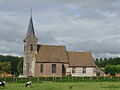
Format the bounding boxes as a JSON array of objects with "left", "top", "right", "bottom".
[{"left": 26, "top": 16, "right": 35, "bottom": 37}]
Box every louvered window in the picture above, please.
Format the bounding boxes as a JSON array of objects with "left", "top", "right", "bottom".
[{"left": 30, "top": 44, "right": 33, "bottom": 51}]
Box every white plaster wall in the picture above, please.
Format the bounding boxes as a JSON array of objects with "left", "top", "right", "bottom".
[{"left": 67, "top": 67, "right": 96, "bottom": 76}]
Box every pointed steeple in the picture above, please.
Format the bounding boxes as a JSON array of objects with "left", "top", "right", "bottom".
[{"left": 26, "top": 15, "right": 35, "bottom": 37}]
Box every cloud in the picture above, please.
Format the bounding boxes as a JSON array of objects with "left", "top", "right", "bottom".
[
  {"left": 35, "top": 31, "right": 57, "bottom": 44},
  {"left": 67, "top": 36, "right": 120, "bottom": 58}
]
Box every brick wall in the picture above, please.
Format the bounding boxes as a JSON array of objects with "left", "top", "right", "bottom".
[{"left": 35, "top": 63, "right": 68, "bottom": 77}]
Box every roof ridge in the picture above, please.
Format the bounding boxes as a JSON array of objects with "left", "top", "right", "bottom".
[
  {"left": 67, "top": 51, "right": 90, "bottom": 53},
  {"left": 37, "top": 44, "right": 65, "bottom": 47}
]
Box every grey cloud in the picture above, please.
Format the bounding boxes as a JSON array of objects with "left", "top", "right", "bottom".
[
  {"left": 0, "top": 41, "right": 23, "bottom": 55},
  {"left": 67, "top": 37, "right": 120, "bottom": 58},
  {"left": 0, "top": 14, "right": 26, "bottom": 43},
  {"left": 0, "top": 30, "right": 57, "bottom": 56},
  {"left": 36, "top": 31, "right": 57, "bottom": 44},
  {"left": 0, "top": 0, "right": 119, "bottom": 58}
]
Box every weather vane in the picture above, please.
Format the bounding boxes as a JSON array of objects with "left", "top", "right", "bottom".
[{"left": 30, "top": 7, "right": 32, "bottom": 17}]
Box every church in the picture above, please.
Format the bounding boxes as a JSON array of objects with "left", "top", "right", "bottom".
[{"left": 23, "top": 16, "right": 104, "bottom": 77}]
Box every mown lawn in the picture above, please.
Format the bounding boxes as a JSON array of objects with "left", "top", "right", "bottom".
[{"left": 1, "top": 82, "right": 120, "bottom": 90}]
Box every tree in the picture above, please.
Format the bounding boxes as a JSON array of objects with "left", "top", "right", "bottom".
[
  {"left": 17, "top": 58, "right": 23, "bottom": 75},
  {"left": 95, "top": 57, "right": 120, "bottom": 68},
  {"left": 0, "top": 55, "right": 23, "bottom": 76},
  {"left": 0, "top": 62, "right": 11, "bottom": 73},
  {"left": 105, "top": 65, "right": 120, "bottom": 74}
]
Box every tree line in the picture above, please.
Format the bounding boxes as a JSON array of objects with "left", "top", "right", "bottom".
[
  {"left": 95, "top": 57, "right": 120, "bottom": 67},
  {"left": 1, "top": 55, "right": 120, "bottom": 76},
  {"left": 0, "top": 55, "right": 23, "bottom": 76},
  {"left": 95, "top": 57, "right": 120, "bottom": 75}
]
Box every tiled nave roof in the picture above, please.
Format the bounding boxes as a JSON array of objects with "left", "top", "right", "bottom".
[{"left": 36, "top": 44, "right": 96, "bottom": 67}]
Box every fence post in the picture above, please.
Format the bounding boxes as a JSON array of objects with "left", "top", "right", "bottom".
[
  {"left": 4, "top": 78, "right": 6, "bottom": 82},
  {"left": 91, "top": 77, "right": 93, "bottom": 80},
  {"left": 89, "top": 77, "right": 91, "bottom": 80},
  {"left": 37, "top": 78, "right": 39, "bottom": 83},
  {"left": 68, "top": 77, "right": 69, "bottom": 82},
  {"left": 55, "top": 77, "right": 56, "bottom": 82},
  {"left": 21, "top": 78, "right": 23, "bottom": 83},
  {"left": 13, "top": 77, "right": 14, "bottom": 82},
  {"left": 52, "top": 77, "right": 54, "bottom": 81},
  {"left": 110, "top": 76, "right": 112, "bottom": 80},
  {"left": 104, "top": 76, "right": 105, "bottom": 80},
  {"left": 61, "top": 77, "right": 62, "bottom": 81},
  {"left": 82, "top": 77, "right": 84, "bottom": 80},
  {"left": 97, "top": 76, "right": 98, "bottom": 80},
  {"left": 16, "top": 78, "right": 17, "bottom": 82},
  {"left": 45, "top": 77, "right": 47, "bottom": 81}
]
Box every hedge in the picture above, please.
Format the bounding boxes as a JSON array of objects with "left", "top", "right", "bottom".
[{"left": 0, "top": 76, "right": 120, "bottom": 83}]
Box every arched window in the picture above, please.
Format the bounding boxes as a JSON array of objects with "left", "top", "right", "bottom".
[{"left": 30, "top": 44, "right": 33, "bottom": 51}]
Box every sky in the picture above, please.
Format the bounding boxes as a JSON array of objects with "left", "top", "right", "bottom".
[{"left": 0, "top": 0, "right": 120, "bottom": 58}]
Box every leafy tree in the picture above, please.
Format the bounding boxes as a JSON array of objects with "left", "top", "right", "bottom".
[
  {"left": 105, "top": 65, "right": 120, "bottom": 74},
  {"left": 0, "top": 55, "right": 23, "bottom": 76},
  {"left": 17, "top": 58, "right": 23, "bottom": 75},
  {"left": 0, "top": 62, "right": 11, "bottom": 73},
  {"left": 95, "top": 57, "right": 120, "bottom": 68}
]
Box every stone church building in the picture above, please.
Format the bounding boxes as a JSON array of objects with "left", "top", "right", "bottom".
[{"left": 23, "top": 16, "right": 104, "bottom": 77}]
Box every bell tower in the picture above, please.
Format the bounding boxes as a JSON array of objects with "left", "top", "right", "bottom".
[{"left": 23, "top": 14, "right": 38, "bottom": 77}]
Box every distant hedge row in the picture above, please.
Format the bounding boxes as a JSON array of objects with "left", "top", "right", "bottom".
[{"left": 0, "top": 76, "right": 120, "bottom": 83}]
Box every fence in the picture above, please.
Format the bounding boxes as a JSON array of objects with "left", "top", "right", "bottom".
[{"left": 0, "top": 76, "right": 120, "bottom": 83}]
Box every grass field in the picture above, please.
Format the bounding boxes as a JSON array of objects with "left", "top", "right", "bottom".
[{"left": 1, "top": 82, "right": 120, "bottom": 90}]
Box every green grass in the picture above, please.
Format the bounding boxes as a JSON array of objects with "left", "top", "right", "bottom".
[{"left": 1, "top": 82, "right": 120, "bottom": 90}]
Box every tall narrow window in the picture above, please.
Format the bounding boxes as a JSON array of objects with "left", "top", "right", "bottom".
[
  {"left": 30, "top": 44, "right": 33, "bottom": 51},
  {"left": 62, "top": 65, "right": 65, "bottom": 73},
  {"left": 40, "top": 64, "right": 43, "bottom": 73},
  {"left": 52, "top": 64, "right": 56, "bottom": 73},
  {"left": 82, "top": 67, "right": 86, "bottom": 74}
]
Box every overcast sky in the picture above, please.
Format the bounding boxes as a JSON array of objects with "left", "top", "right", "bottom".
[{"left": 0, "top": 0, "right": 120, "bottom": 58}]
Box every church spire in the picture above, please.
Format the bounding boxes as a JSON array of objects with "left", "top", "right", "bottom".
[
  {"left": 23, "top": 9, "right": 38, "bottom": 77},
  {"left": 26, "top": 8, "right": 35, "bottom": 37}
]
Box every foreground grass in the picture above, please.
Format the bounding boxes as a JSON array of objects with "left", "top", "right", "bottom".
[{"left": 1, "top": 82, "right": 120, "bottom": 90}]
